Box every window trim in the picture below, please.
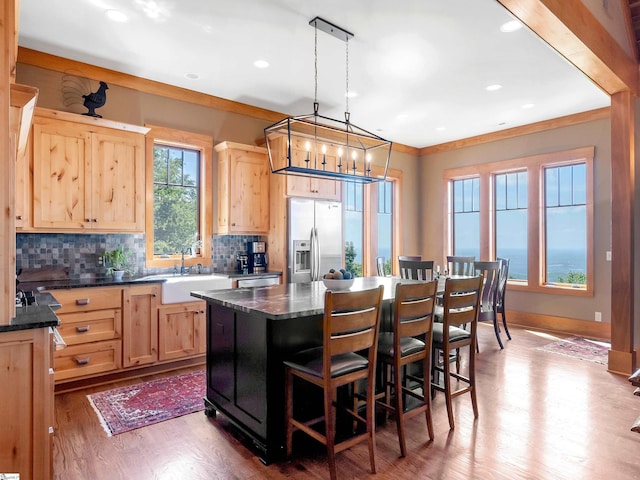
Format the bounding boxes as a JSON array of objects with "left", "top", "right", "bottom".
[
  {"left": 443, "top": 146, "right": 594, "bottom": 296},
  {"left": 144, "top": 124, "right": 213, "bottom": 269}
]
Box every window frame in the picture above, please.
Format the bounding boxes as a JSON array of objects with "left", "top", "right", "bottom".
[
  {"left": 144, "top": 125, "right": 213, "bottom": 269},
  {"left": 443, "top": 146, "right": 594, "bottom": 296}
]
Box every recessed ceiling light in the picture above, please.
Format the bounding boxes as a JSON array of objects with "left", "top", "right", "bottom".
[
  {"left": 500, "top": 20, "right": 522, "bottom": 33},
  {"left": 486, "top": 84, "right": 503, "bottom": 92},
  {"left": 522, "top": 103, "right": 535, "bottom": 109},
  {"left": 345, "top": 91, "right": 358, "bottom": 98},
  {"left": 184, "top": 73, "right": 200, "bottom": 80},
  {"left": 498, "top": 122, "right": 507, "bottom": 126},
  {"left": 105, "top": 9, "right": 128, "bottom": 22},
  {"left": 253, "top": 60, "right": 269, "bottom": 69}
]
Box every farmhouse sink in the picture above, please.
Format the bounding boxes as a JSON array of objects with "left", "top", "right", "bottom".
[{"left": 135, "top": 273, "right": 233, "bottom": 304}]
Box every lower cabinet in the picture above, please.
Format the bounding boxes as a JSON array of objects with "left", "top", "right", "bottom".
[
  {"left": 0, "top": 327, "right": 53, "bottom": 480},
  {"left": 158, "top": 301, "right": 206, "bottom": 361},
  {"left": 122, "top": 284, "right": 160, "bottom": 367}
]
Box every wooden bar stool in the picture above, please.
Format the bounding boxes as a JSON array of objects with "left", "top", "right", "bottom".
[
  {"left": 376, "top": 281, "right": 437, "bottom": 457},
  {"left": 284, "top": 286, "right": 384, "bottom": 480}
]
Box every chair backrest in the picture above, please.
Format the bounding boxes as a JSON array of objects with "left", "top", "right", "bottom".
[
  {"left": 398, "top": 255, "right": 421, "bottom": 261},
  {"left": 393, "top": 281, "right": 437, "bottom": 350},
  {"left": 376, "top": 256, "right": 386, "bottom": 276},
  {"left": 496, "top": 257, "right": 509, "bottom": 310},
  {"left": 446, "top": 255, "right": 475, "bottom": 275},
  {"left": 473, "top": 260, "right": 500, "bottom": 316},
  {"left": 399, "top": 259, "right": 434, "bottom": 281},
  {"left": 440, "top": 276, "right": 483, "bottom": 341},
  {"left": 323, "top": 286, "right": 384, "bottom": 376}
]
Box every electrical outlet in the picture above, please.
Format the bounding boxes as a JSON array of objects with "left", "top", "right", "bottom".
[
  {"left": 606, "top": 251, "right": 611, "bottom": 261},
  {"left": 98, "top": 255, "right": 104, "bottom": 266},
  {"left": 595, "top": 311, "right": 602, "bottom": 322}
]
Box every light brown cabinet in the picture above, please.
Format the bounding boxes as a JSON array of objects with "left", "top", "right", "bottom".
[
  {"left": 51, "top": 286, "right": 122, "bottom": 381},
  {"left": 122, "top": 284, "right": 160, "bottom": 367},
  {"left": 0, "top": 327, "right": 53, "bottom": 480},
  {"left": 269, "top": 135, "right": 341, "bottom": 201},
  {"left": 215, "top": 141, "right": 270, "bottom": 234},
  {"left": 158, "top": 300, "right": 207, "bottom": 361},
  {"left": 27, "top": 108, "right": 148, "bottom": 232}
]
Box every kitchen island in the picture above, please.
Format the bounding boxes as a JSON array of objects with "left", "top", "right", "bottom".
[{"left": 191, "top": 276, "right": 405, "bottom": 464}]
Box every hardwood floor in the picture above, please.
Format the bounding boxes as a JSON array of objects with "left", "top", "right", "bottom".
[{"left": 53, "top": 325, "right": 640, "bottom": 480}]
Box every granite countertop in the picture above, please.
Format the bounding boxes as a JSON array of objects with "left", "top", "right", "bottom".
[
  {"left": 191, "top": 276, "right": 407, "bottom": 320},
  {"left": 2, "top": 291, "right": 62, "bottom": 333}
]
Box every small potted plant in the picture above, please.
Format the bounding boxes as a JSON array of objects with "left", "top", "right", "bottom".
[{"left": 104, "top": 245, "right": 133, "bottom": 280}]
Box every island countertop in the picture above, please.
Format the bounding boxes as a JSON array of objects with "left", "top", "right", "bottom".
[{"left": 191, "top": 276, "right": 407, "bottom": 320}]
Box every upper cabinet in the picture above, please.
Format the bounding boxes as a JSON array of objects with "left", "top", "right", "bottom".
[
  {"left": 23, "top": 108, "right": 148, "bottom": 233},
  {"left": 268, "top": 136, "right": 341, "bottom": 201},
  {"left": 215, "top": 141, "right": 269, "bottom": 235}
]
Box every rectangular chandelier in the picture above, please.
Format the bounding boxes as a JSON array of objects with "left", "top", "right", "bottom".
[{"left": 264, "top": 17, "right": 392, "bottom": 184}]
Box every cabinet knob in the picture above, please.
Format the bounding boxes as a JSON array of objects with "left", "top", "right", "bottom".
[
  {"left": 76, "top": 325, "right": 90, "bottom": 333},
  {"left": 93, "top": 218, "right": 98, "bottom": 222},
  {"left": 74, "top": 356, "right": 90, "bottom": 366},
  {"left": 85, "top": 218, "right": 91, "bottom": 222},
  {"left": 76, "top": 298, "right": 90, "bottom": 306},
  {"left": 16, "top": 215, "right": 23, "bottom": 220}
]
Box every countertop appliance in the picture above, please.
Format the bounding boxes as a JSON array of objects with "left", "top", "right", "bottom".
[
  {"left": 236, "top": 253, "right": 249, "bottom": 274},
  {"left": 288, "top": 198, "right": 343, "bottom": 283},
  {"left": 247, "top": 241, "right": 268, "bottom": 273}
]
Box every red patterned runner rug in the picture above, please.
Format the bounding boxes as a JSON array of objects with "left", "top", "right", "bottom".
[
  {"left": 87, "top": 370, "right": 205, "bottom": 436},
  {"left": 536, "top": 336, "right": 609, "bottom": 365}
]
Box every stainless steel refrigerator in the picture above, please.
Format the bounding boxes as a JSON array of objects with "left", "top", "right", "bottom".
[{"left": 288, "top": 197, "right": 343, "bottom": 283}]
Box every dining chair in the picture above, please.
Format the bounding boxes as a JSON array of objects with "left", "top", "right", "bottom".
[
  {"left": 376, "top": 256, "right": 386, "bottom": 276},
  {"left": 398, "top": 255, "right": 421, "bottom": 261},
  {"left": 496, "top": 257, "right": 512, "bottom": 342},
  {"left": 398, "top": 259, "right": 434, "bottom": 281},
  {"left": 431, "top": 275, "right": 482, "bottom": 430},
  {"left": 473, "top": 260, "right": 503, "bottom": 349},
  {"left": 376, "top": 281, "right": 437, "bottom": 457},
  {"left": 284, "top": 286, "right": 384, "bottom": 480},
  {"left": 446, "top": 255, "right": 475, "bottom": 276}
]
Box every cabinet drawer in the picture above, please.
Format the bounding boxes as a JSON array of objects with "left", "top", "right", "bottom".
[
  {"left": 54, "top": 340, "right": 121, "bottom": 381},
  {"left": 51, "top": 287, "right": 122, "bottom": 313},
  {"left": 56, "top": 308, "right": 121, "bottom": 345}
]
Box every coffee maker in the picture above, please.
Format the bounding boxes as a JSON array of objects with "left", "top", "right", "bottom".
[{"left": 247, "top": 241, "right": 268, "bottom": 273}]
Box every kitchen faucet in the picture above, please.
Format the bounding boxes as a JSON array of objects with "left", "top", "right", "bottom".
[{"left": 180, "top": 247, "right": 192, "bottom": 275}]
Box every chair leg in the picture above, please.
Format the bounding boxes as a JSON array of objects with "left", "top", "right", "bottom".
[
  {"left": 393, "top": 362, "right": 407, "bottom": 457},
  {"left": 469, "top": 342, "right": 478, "bottom": 419},
  {"left": 493, "top": 315, "right": 504, "bottom": 349},
  {"left": 366, "top": 377, "right": 377, "bottom": 474},
  {"left": 443, "top": 348, "right": 455, "bottom": 430},
  {"left": 325, "top": 387, "right": 338, "bottom": 480},
  {"left": 501, "top": 310, "right": 512, "bottom": 340},
  {"left": 423, "top": 356, "right": 434, "bottom": 441},
  {"left": 284, "top": 369, "right": 294, "bottom": 457}
]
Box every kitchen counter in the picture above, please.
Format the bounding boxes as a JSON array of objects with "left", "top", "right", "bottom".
[
  {"left": 191, "top": 276, "right": 401, "bottom": 320},
  {"left": 3, "top": 291, "right": 62, "bottom": 333},
  {"left": 16, "top": 274, "right": 169, "bottom": 293}
]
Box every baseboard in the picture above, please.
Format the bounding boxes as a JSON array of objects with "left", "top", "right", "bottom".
[{"left": 506, "top": 309, "right": 611, "bottom": 340}]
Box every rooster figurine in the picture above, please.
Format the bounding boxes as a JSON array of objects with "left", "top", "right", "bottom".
[{"left": 82, "top": 81, "right": 109, "bottom": 117}]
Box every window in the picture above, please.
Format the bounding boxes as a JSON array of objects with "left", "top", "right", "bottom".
[
  {"left": 452, "top": 177, "right": 480, "bottom": 258},
  {"left": 544, "top": 163, "right": 587, "bottom": 286},
  {"left": 145, "top": 125, "right": 213, "bottom": 269},
  {"left": 342, "top": 169, "right": 402, "bottom": 277},
  {"left": 495, "top": 171, "right": 528, "bottom": 280},
  {"left": 344, "top": 182, "right": 364, "bottom": 277},
  {"left": 444, "top": 147, "right": 593, "bottom": 295}
]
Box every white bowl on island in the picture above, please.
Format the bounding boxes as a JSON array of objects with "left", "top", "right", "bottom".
[{"left": 322, "top": 278, "right": 355, "bottom": 291}]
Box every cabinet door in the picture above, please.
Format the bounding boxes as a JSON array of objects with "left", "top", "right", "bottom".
[
  {"left": 285, "top": 138, "right": 341, "bottom": 201},
  {"left": 207, "top": 303, "right": 234, "bottom": 404},
  {"left": 158, "top": 301, "right": 206, "bottom": 361},
  {"left": 90, "top": 129, "right": 145, "bottom": 231},
  {"left": 15, "top": 132, "right": 32, "bottom": 229},
  {"left": 122, "top": 284, "right": 160, "bottom": 367},
  {"left": 229, "top": 148, "right": 270, "bottom": 233},
  {"left": 32, "top": 118, "right": 92, "bottom": 229}
]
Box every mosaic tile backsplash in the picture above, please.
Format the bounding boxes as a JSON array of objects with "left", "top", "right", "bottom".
[{"left": 16, "top": 233, "right": 266, "bottom": 279}]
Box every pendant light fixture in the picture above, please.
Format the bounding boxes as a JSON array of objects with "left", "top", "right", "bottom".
[{"left": 264, "top": 17, "right": 392, "bottom": 184}]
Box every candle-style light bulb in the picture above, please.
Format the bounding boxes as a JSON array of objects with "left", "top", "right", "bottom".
[
  {"left": 305, "top": 141, "right": 311, "bottom": 164},
  {"left": 352, "top": 151, "right": 357, "bottom": 174},
  {"left": 366, "top": 153, "right": 372, "bottom": 175},
  {"left": 321, "top": 144, "right": 327, "bottom": 169},
  {"left": 337, "top": 147, "right": 343, "bottom": 171}
]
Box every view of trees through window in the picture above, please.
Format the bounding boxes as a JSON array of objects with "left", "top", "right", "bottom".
[
  {"left": 377, "top": 181, "right": 393, "bottom": 274},
  {"left": 344, "top": 182, "right": 364, "bottom": 277},
  {"left": 153, "top": 144, "right": 200, "bottom": 256}
]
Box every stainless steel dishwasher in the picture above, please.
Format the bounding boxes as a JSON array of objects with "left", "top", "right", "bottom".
[{"left": 236, "top": 276, "right": 280, "bottom": 288}]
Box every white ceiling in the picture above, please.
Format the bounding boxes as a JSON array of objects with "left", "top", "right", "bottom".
[{"left": 18, "top": 0, "right": 611, "bottom": 149}]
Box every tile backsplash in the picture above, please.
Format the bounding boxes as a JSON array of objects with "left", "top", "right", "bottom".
[{"left": 16, "top": 233, "right": 266, "bottom": 279}]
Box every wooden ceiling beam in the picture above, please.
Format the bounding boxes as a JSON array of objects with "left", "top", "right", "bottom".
[{"left": 498, "top": 0, "right": 638, "bottom": 95}]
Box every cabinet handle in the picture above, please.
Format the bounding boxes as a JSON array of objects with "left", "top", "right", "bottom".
[
  {"left": 231, "top": 223, "right": 236, "bottom": 226},
  {"left": 85, "top": 218, "right": 91, "bottom": 222},
  {"left": 16, "top": 215, "right": 23, "bottom": 220},
  {"left": 76, "top": 298, "right": 90, "bottom": 306},
  {"left": 93, "top": 218, "right": 98, "bottom": 222},
  {"left": 76, "top": 325, "right": 90, "bottom": 333},
  {"left": 74, "top": 356, "right": 90, "bottom": 366}
]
